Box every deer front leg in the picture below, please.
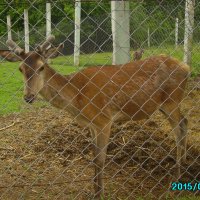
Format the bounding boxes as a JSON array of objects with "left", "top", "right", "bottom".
[
  {"left": 179, "top": 116, "right": 188, "bottom": 163},
  {"left": 91, "top": 122, "right": 111, "bottom": 199}
]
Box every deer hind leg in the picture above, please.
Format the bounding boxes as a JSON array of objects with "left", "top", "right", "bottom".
[
  {"left": 160, "top": 104, "right": 188, "bottom": 178},
  {"left": 90, "top": 122, "right": 112, "bottom": 199}
]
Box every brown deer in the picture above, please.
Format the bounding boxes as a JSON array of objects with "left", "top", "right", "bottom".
[
  {"left": 133, "top": 49, "right": 144, "bottom": 61},
  {"left": 5, "top": 36, "right": 189, "bottom": 199}
]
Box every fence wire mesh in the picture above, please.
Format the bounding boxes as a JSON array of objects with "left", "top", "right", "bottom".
[{"left": 0, "top": 0, "right": 200, "bottom": 199}]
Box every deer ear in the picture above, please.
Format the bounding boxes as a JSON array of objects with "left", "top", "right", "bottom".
[
  {"left": 0, "top": 50, "right": 22, "bottom": 62},
  {"left": 43, "top": 43, "right": 64, "bottom": 59}
]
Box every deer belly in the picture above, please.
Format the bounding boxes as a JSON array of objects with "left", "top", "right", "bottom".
[{"left": 118, "top": 99, "right": 159, "bottom": 121}]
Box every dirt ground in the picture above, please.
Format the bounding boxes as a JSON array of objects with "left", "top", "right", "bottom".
[{"left": 0, "top": 81, "right": 200, "bottom": 200}]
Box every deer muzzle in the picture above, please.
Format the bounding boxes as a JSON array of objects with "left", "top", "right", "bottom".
[{"left": 24, "top": 94, "right": 35, "bottom": 104}]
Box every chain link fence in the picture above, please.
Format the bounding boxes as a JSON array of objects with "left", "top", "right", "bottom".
[{"left": 0, "top": 0, "right": 200, "bottom": 199}]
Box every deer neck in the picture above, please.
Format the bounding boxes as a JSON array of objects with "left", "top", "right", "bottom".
[{"left": 39, "top": 64, "right": 78, "bottom": 111}]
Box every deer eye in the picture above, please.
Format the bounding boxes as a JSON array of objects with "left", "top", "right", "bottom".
[{"left": 39, "top": 66, "right": 44, "bottom": 72}]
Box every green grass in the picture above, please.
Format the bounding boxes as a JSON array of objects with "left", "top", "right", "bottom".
[
  {"left": 0, "top": 45, "right": 200, "bottom": 115},
  {"left": 0, "top": 62, "right": 22, "bottom": 114}
]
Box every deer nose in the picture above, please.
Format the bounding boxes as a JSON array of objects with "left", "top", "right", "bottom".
[{"left": 24, "top": 94, "right": 35, "bottom": 104}]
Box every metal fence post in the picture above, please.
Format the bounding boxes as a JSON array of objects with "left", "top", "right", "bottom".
[{"left": 175, "top": 18, "right": 179, "bottom": 47}]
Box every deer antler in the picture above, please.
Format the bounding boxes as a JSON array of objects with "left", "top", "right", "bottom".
[
  {"left": 39, "top": 35, "right": 55, "bottom": 52},
  {"left": 6, "top": 40, "right": 24, "bottom": 55},
  {"left": 44, "top": 43, "right": 64, "bottom": 59}
]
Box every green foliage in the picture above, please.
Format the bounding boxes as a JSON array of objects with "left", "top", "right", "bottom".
[
  {"left": 63, "top": 2, "right": 75, "bottom": 20},
  {"left": 0, "top": 1, "right": 200, "bottom": 51}
]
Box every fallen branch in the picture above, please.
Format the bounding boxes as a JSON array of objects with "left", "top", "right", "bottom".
[
  {"left": 0, "top": 119, "right": 20, "bottom": 131},
  {"left": 135, "top": 146, "right": 150, "bottom": 152},
  {"left": 0, "top": 146, "right": 15, "bottom": 151}
]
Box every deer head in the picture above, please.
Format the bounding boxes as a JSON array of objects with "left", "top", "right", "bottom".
[
  {"left": 133, "top": 49, "right": 144, "bottom": 61},
  {"left": 6, "top": 35, "right": 64, "bottom": 103}
]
